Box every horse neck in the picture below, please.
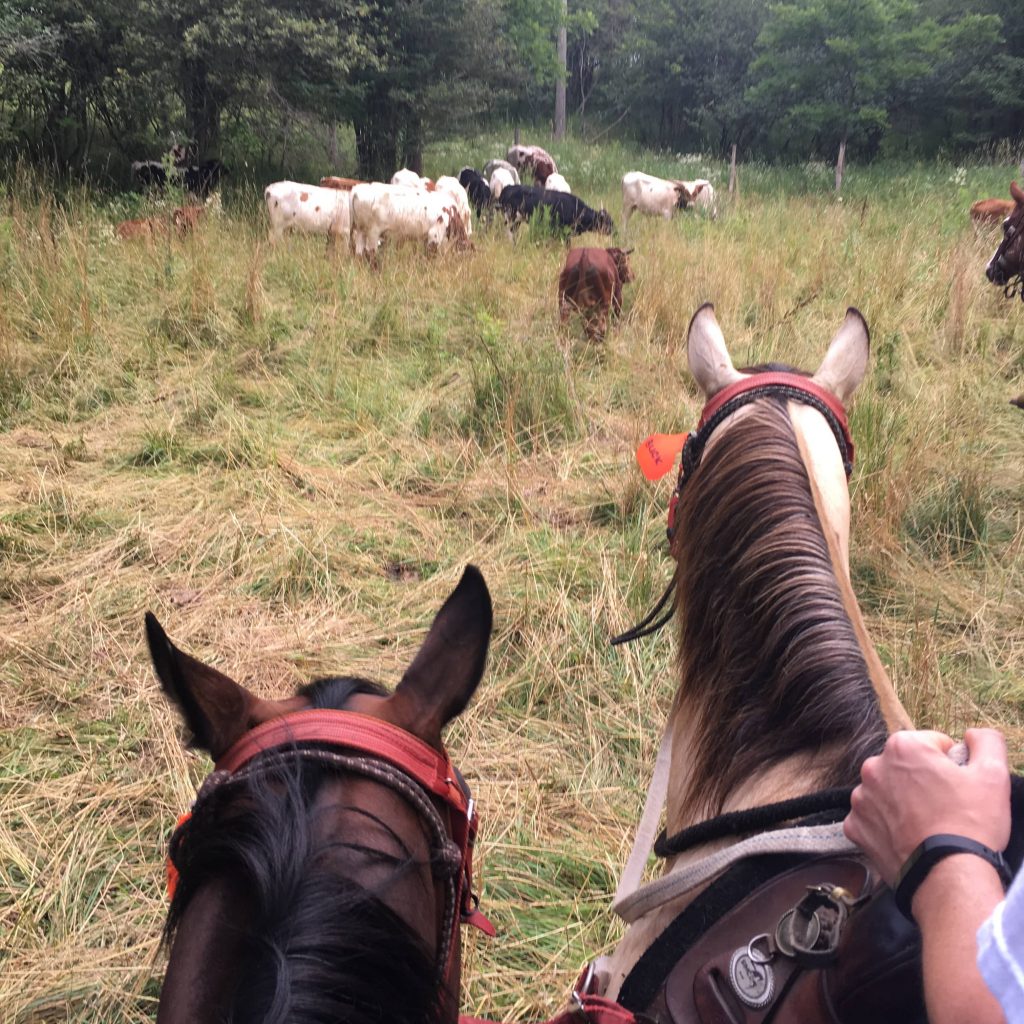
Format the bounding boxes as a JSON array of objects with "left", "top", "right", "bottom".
[{"left": 663, "top": 400, "right": 896, "bottom": 837}]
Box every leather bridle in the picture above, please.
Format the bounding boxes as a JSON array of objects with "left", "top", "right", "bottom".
[
  {"left": 167, "top": 709, "right": 493, "bottom": 989},
  {"left": 612, "top": 373, "right": 855, "bottom": 646}
]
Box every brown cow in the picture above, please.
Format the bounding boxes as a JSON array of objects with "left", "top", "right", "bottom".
[
  {"left": 970, "top": 198, "right": 1015, "bottom": 226},
  {"left": 532, "top": 156, "right": 556, "bottom": 188},
  {"left": 320, "top": 176, "right": 366, "bottom": 190},
  {"left": 172, "top": 205, "right": 205, "bottom": 234},
  {"left": 558, "top": 246, "right": 634, "bottom": 342},
  {"left": 115, "top": 206, "right": 204, "bottom": 240}
]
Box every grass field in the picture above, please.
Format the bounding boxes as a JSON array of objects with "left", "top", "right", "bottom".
[{"left": 1, "top": 131, "right": 1022, "bottom": 1022}]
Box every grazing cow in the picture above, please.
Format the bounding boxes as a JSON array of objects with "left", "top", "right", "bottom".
[
  {"left": 264, "top": 181, "right": 352, "bottom": 249},
  {"left": 678, "top": 177, "right": 717, "bottom": 217},
  {"left": 391, "top": 168, "right": 432, "bottom": 189},
  {"left": 621, "top": 172, "right": 714, "bottom": 230},
  {"left": 970, "top": 198, "right": 1016, "bottom": 226},
  {"left": 320, "top": 176, "right": 366, "bottom": 190},
  {"left": 458, "top": 168, "right": 492, "bottom": 217},
  {"left": 116, "top": 217, "right": 160, "bottom": 240},
  {"left": 132, "top": 161, "right": 168, "bottom": 189},
  {"left": 498, "top": 186, "right": 614, "bottom": 236},
  {"left": 558, "top": 247, "right": 634, "bottom": 342},
  {"left": 115, "top": 206, "right": 204, "bottom": 241},
  {"left": 530, "top": 156, "right": 556, "bottom": 187},
  {"left": 544, "top": 172, "right": 571, "bottom": 193},
  {"left": 489, "top": 167, "right": 516, "bottom": 200},
  {"left": 506, "top": 145, "right": 557, "bottom": 177},
  {"left": 350, "top": 183, "right": 456, "bottom": 260},
  {"left": 985, "top": 181, "right": 1024, "bottom": 290},
  {"left": 483, "top": 159, "right": 520, "bottom": 184},
  {"left": 434, "top": 175, "right": 474, "bottom": 238}
]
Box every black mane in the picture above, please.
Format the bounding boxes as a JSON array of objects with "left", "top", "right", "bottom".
[{"left": 164, "top": 676, "right": 445, "bottom": 1024}]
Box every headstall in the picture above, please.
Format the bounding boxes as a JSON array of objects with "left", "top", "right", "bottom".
[
  {"left": 166, "top": 709, "right": 494, "bottom": 987},
  {"left": 612, "top": 372, "right": 855, "bottom": 646}
]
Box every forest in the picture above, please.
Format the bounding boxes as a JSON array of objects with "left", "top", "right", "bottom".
[{"left": 1, "top": 0, "right": 1023, "bottom": 183}]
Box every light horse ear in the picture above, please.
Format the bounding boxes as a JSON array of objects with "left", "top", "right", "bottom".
[
  {"left": 687, "top": 303, "right": 743, "bottom": 398},
  {"left": 1011, "top": 181, "right": 1024, "bottom": 206},
  {"left": 394, "top": 566, "right": 492, "bottom": 746},
  {"left": 811, "top": 308, "right": 870, "bottom": 404},
  {"left": 144, "top": 613, "right": 292, "bottom": 760}
]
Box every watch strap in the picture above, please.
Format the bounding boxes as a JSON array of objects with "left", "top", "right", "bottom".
[{"left": 893, "top": 833, "right": 1012, "bottom": 921}]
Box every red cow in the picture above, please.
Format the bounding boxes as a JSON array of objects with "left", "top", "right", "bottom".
[
  {"left": 558, "top": 247, "right": 634, "bottom": 342},
  {"left": 970, "top": 198, "right": 1015, "bottom": 226}
]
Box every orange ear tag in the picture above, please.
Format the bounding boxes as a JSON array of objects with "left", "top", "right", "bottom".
[{"left": 636, "top": 433, "right": 689, "bottom": 481}]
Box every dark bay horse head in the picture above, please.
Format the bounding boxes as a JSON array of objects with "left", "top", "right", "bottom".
[
  {"left": 147, "top": 567, "right": 492, "bottom": 1024},
  {"left": 986, "top": 181, "right": 1024, "bottom": 290},
  {"left": 603, "top": 306, "right": 912, "bottom": 999}
]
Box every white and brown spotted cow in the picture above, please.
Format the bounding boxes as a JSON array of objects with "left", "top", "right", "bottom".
[{"left": 264, "top": 181, "right": 352, "bottom": 249}]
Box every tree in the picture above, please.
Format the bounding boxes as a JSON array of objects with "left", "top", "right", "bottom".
[{"left": 747, "top": 0, "right": 936, "bottom": 178}]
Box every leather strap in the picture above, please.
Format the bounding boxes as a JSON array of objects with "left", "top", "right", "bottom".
[{"left": 214, "top": 709, "right": 467, "bottom": 812}]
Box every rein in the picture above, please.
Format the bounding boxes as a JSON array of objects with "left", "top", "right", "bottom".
[
  {"left": 612, "top": 372, "right": 854, "bottom": 647},
  {"left": 167, "top": 709, "right": 493, "bottom": 988}
]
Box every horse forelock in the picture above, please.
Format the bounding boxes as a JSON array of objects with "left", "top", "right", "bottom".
[{"left": 669, "top": 399, "right": 886, "bottom": 823}]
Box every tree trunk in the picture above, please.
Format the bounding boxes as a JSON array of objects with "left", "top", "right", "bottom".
[
  {"left": 728, "top": 143, "right": 738, "bottom": 196},
  {"left": 403, "top": 115, "right": 423, "bottom": 174},
  {"left": 554, "top": 0, "right": 567, "bottom": 140},
  {"left": 183, "top": 60, "right": 221, "bottom": 158},
  {"left": 835, "top": 136, "right": 847, "bottom": 194},
  {"left": 354, "top": 85, "right": 398, "bottom": 180},
  {"left": 327, "top": 123, "right": 339, "bottom": 167}
]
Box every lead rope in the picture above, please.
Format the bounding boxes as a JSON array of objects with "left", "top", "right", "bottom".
[{"left": 609, "top": 574, "right": 677, "bottom": 646}]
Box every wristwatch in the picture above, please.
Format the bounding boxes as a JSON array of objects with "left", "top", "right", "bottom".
[{"left": 893, "top": 833, "right": 1012, "bottom": 921}]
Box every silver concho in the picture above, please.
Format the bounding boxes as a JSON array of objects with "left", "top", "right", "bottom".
[{"left": 728, "top": 946, "right": 776, "bottom": 1010}]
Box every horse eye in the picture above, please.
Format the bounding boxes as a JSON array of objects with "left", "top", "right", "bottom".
[{"left": 1007, "top": 224, "right": 1016, "bottom": 238}]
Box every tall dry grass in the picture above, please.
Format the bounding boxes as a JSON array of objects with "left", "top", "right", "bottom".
[{"left": 1, "top": 144, "right": 1022, "bottom": 1022}]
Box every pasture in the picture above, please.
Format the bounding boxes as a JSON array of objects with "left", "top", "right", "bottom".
[{"left": 1, "top": 133, "right": 1022, "bottom": 1022}]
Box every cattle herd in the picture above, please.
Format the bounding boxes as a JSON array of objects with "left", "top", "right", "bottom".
[{"left": 118, "top": 140, "right": 1024, "bottom": 346}]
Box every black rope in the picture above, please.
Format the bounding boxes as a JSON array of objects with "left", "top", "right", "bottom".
[
  {"left": 1003, "top": 274, "right": 1024, "bottom": 301},
  {"left": 610, "top": 575, "right": 678, "bottom": 646},
  {"left": 653, "top": 786, "right": 854, "bottom": 858}
]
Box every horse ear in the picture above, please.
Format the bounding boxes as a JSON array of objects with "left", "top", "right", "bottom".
[
  {"left": 145, "top": 613, "right": 281, "bottom": 759},
  {"left": 812, "top": 308, "right": 870, "bottom": 404},
  {"left": 687, "top": 303, "right": 743, "bottom": 398},
  {"left": 394, "top": 566, "right": 492, "bottom": 745},
  {"left": 1011, "top": 181, "right": 1024, "bottom": 205}
]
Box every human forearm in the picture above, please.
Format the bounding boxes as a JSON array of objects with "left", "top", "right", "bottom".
[{"left": 912, "top": 856, "right": 1007, "bottom": 1024}]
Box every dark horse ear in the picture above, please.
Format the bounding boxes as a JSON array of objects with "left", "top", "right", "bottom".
[
  {"left": 145, "top": 612, "right": 275, "bottom": 760},
  {"left": 394, "top": 566, "right": 492, "bottom": 745}
]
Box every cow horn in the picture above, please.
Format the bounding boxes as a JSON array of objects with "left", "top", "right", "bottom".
[{"left": 623, "top": 247, "right": 635, "bottom": 255}]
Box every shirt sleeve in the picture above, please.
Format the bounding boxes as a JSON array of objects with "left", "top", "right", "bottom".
[{"left": 978, "top": 869, "right": 1024, "bottom": 1022}]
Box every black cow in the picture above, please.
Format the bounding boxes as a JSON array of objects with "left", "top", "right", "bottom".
[
  {"left": 132, "top": 160, "right": 168, "bottom": 189},
  {"left": 498, "top": 185, "right": 614, "bottom": 236},
  {"left": 458, "top": 167, "right": 493, "bottom": 217},
  {"left": 181, "top": 159, "right": 227, "bottom": 198}
]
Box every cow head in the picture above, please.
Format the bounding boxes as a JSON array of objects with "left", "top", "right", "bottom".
[
  {"left": 986, "top": 181, "right": 1024, "bottom": 288},
  {"left": 594, "top": 208, "right": 615, "bottom": 235},
  {"left": 673, "top": 181, "right": 705, "bottom": 210},
  {"left": 607, "top": 247, "right": 634, "bottom": 284}
]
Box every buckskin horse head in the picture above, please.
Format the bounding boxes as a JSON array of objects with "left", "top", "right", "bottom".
[
  {"left": 985, "top": 181, "right": 1024, "bottom": 297},
  {"left": 147, "top": 567, "right": 493, "bottom": 1024},
  {"left": 599, "top": 306, "right": 925, "bottom": 1019}
]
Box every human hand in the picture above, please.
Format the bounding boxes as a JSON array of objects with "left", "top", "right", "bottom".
[{"left": 843, "top": 728, "right": 1011, "bottom": 886}]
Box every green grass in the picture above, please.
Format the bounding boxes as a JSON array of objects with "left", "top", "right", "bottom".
[{"left": 1, "top": 134, "right": 1023, "bottom": 1022}]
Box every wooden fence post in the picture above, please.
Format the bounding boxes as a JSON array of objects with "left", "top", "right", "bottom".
[
  {"left": 728, "top": 144, "right": 739, "bottom": 197},
  {"left": 835, "top": 138, "right": 847, "bottom": 194}
]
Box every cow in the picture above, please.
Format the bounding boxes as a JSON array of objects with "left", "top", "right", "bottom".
[
  {"left": 678, "top": 177, "right": 717, "bottom": 217},
  {"left": 181, "top": 159, "right": 227, "bottom": 198},
  {"left": 489, "top": 166, "right": 516, "bottom": 200},
  {"left": 558, "top": 247, "right": 634, "bottom": 342},
  {"left": 320, "top": 176, "right": 366, "bottom": 191},
  {"left": 544, "top": 172, "right": 571, "bottom": 193},
  {"left": 458, "top": 168, "right": 492, "bottom": 217},
  {"left": 970, "top": 198, "right": 1016, "bottom": 226},
  {"left": 350, "top": 183, "right": 456, "bottom": 261},
  {"left": 506, "top": 144, "right": 557, "bottom": 177},
  {"left": 115, "top": 206, "right": 204, "bottom": 241},
  {"left": 621, "top": 171, "right": 714, "bottom": 230},
  {"left": 434, "top": 175, "right": 474, "bottom": 239},
  {"left": 498, "top": 186, "right": 614, "bottom": 236},
  {"left": 264, "top": 181, "right": 352, "bottom": 249},
  {"left": 483, "top": 159, "right": 520, "bottom": 184},
  {"left": 530, "top": 156, "right": 556, "bottom": 187},
  {"left": 985, "top": 181, "right": 1024, "bottom": 290},
  {"left": 392, "top": 168, "right": 432, "bottom": 188}
]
